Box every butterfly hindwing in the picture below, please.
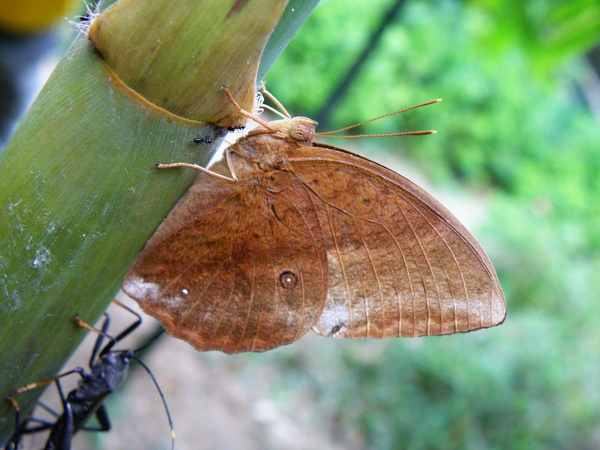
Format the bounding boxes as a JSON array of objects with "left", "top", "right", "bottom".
[{"left": 287, "top": 145, "right": 506, "bottom": 339}]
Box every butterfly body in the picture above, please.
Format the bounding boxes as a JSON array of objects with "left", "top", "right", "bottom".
[{"left": 123, "top": 105, "right": 505, "bottom": 354}]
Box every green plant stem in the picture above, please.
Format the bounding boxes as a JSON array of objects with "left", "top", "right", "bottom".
[{"left": 0, "top": 0, "right": 319, "bottom": 443}]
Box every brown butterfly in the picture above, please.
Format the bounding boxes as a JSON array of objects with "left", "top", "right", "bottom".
[{"left": 123, "top": 87, "right": 506, "bottom": 354}]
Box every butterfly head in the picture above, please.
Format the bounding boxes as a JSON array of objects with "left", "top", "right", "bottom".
[
  {"left": 263, "top": 116, "right": 318, "bottom": 144},
  {"left": 288, "top": 116, "right": 318, "bottom": 142}
]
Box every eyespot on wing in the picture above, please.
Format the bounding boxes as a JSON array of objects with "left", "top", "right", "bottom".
[{"left": 123, "top": 170, "right": 329, "bottom": 353}]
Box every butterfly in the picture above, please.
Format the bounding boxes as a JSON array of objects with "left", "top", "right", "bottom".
[{"left": 122, "top": 87, "right": 506, "bottom": 354}]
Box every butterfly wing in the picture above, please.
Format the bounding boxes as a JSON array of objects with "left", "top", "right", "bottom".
[
  {"left": 287, "top": 145, "right": 506, "bottom": 339},
  {"left": 123, "top": 161, "right": 328, "bottom": 353}
]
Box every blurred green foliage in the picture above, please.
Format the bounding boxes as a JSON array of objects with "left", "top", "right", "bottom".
[{"left": 257, "top": 0, "right": 600, "bottom": 448}]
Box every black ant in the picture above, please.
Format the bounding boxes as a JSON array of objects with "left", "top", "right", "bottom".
[
  {"left": 4, "top": 301, "right": 174, "bottom": 450},
  {"left": 193, "top": 136, "right": 213, "bottom": 144},
  {"left": 194, "top": 124, "right": 244, "bottom": 144}
]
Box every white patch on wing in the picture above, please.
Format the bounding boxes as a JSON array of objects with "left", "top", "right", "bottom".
[
  {"left": 161, "top": 295, "right": 185, "bottom": 308},
  {"left": 123, "top": 276, "right": 160, "bottom": 303},
  {"left": 315, "top": 301, "right": 350, "bottom": 336},
  {"left": 286, "top": 311, "right": 295, "bottom": 327}
]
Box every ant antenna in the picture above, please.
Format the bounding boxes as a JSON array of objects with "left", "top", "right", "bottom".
[{"left": 130, "top": 355, "right": 176, "bottom": 450}]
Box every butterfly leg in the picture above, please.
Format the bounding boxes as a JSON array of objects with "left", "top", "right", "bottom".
[
  {"left": 221, "top": 86, "right": 277, "bottom": 132},
  {"left": 156, "top": 162, "right": 237, "bottom": 183}
]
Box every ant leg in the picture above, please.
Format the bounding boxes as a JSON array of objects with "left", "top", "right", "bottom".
[
  {"left": 80, "top": 404, "right": 111, "bottom": 432},
  {"left": 95, "top": 405, "right": 111, "bottom": 431},
  {"left": 88, "top": 313, "right": 111, "bottom": 367},
  {"left": 30, "top": 400, "right": 60, "bottom": 421},
  {"left": 74, "top": 300, "right": 143, "bottom": 358},
  {"left": 5, "top": 396, "right": 22, "bottom": 450},
  {"left": 104, "top": 300, "right": 143, "bottom": 353},
  {"left": 5, "top": 372, "right": 83, "bottom": 444},
  {"left": 50, "top": 379, "right": 75, "bottom": 450},
  {"left": 130, "top": 355, "right": 176, "bottom": 449},
  {"left": 73, "top": 313, "right": 115, "bottom": 367},
  {"left": 14, "top": 367, "right": 86, "bottom": 395}
]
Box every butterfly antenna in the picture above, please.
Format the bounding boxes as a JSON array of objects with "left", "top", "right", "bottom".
[
  {"left": 315, "top": 99, "right": 441, "bottom": 137},
  {"left": 131, "top": 355, "right": 175, "bottom": 450}
]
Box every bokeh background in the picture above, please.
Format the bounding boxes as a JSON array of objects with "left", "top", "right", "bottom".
[{"left": 3, "top": 0, "right": 600, "bottom": 448}]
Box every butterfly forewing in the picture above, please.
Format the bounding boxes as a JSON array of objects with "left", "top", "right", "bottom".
[
  {"left": 123, "top": 165, "right": 328, "bottom": 353},
  {"left": 288, "top": 145, "right": 506, "bottom": 339}
]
